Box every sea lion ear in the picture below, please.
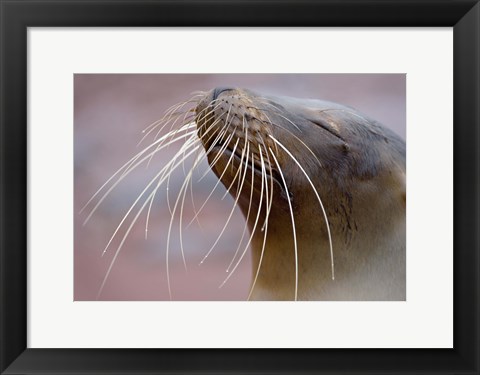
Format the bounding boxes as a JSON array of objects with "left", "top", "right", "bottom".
[{"left": 302, "top": 111, "right": 345, "bottom": 142}]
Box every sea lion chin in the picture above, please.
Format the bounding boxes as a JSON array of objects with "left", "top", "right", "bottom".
[{"left": 195, "top": 87, "right": 406, "bottom": 301}]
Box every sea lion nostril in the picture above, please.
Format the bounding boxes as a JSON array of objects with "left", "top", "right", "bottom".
[{"left": 213, "top": 87, "right": 235, "bottom": 100}]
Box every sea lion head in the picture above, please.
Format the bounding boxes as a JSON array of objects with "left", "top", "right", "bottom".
[
  {"left": 195, "top": 87, "right": 405, "bottom": 232},
  {"left": 195, "top": 87, "right": 406, "bottom": 300}
]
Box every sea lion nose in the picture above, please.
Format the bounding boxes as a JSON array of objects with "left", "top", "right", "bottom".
[{"left": 212, "top": 87, "right": 235, "bottom": 100}]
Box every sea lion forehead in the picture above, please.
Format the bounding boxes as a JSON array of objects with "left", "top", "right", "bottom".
[
  {"left": 204, "top": 87, "right": 345, "bottom": 115},
  {"left": 236, "top": 90, "right": 356, "bottom": 124},
  {"left": 262, "top": 93, "right": 347, "bottom": 111}
]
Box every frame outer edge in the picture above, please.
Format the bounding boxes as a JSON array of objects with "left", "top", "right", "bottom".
[
  {"left": 454, "top": 2, "right": 480, "bottom": 374},
  {"left": 0, "top": 1, "right": 28, "bottom": 374},
  {"left": 0, "top": 0, "right": 479, "bottom": 374}
]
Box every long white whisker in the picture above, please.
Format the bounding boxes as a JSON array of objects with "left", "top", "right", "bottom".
[
  {"left": 152, "top": 104, "right": 195, "bottom": 143},
  {"left": 270, "top": 135, "right": 334, "bottom": 280},
  {"left": 247, "top": 104, "right": 301, "bottom": 132},
  {"left": 270, "top": 149, "right": 298, "bottom": 301},
  {"left": 139, "top": 93, "right": 202, "bottom": 146},
  {"left": 200, "top": 138, "right": 248, "bottom": 264},
  {"left": 95, "top": 143, "right": 193, "bottom": 300},
  {"left": 248, "top": 145, "right": 273, "bottom": 300},
  {"left": 220, "top": 153, "right": 264, "bottom": 288},
  {"left": 194, "top": 138, "right": 239, "bottom": 264},
  {"left": 102, "top": 144, "right": 200, "bottom": 257},
  {"left": 80, "top": 123, "right": 196, "bottom": 216},
  {"left": 197, "top": 129, "right": 232, "bottom": 180},
  {"left": 178, "top": 152, "right": 205, "bottom": 268},
  {"left": 166, "top": 167, "right": 198, "bottom": 299},
  {"left": 140, "top": 99, "right": 192, "bottom": 137},
  {"left": 138, "top": 111, "right": 195, "bottom": 147},
  {"left": 221, "top": 135, "right": 247, "bottom": 200},
  {"left": 160, "top": 131, "right": 201, "bottom": 215},
  {"left": 147, "top": 113, "right": 194, "bottom": 168},
  {"left": 96, "top": 142, "right": 201, "bottom": 300},
  {"left": 195, "top": 101, "right": 223, "bottom": 127},
  {"left": 145, "top": 135, "right": 200, "bottom": 238},
  {"left": 197, "top": 105, "right": 236, "bottom": 181},
  {"left": 257, "top": 110, "right": 323, "bottom": 168},
  {"left": 82, "top": 128, "right": 197, "bottom": 225},
  {"left": 187, "top": 133, "right": 236, "bottom": 227},
  {"left": 226, "top": 142, "right": 251, "bottom": 273}
]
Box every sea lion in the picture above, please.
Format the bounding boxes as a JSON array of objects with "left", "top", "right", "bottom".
[
  {"left": 86, "top": 86, "right": 405, "bottom": 301},
  {"left": 194, "top": 87, "right": 406, "bottom": 301}
]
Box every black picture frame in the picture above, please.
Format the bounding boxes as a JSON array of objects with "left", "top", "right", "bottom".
[{"left": 1, "top": 1, "right": 479, "bottom": 374}]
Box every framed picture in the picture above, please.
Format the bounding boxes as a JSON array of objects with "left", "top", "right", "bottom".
[
  {"left": 1, "top": 0, "right": 479, "bottom": 374},
  {"left": 73, "top": 73, "right": 407, "bottom": 304}
]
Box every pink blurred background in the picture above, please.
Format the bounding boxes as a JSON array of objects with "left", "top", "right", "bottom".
[{"left": 74, "top": 74, "right": 406, "bottom": 301}]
